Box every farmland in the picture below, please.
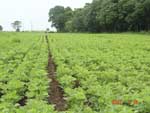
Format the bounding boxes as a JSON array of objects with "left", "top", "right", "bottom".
[{"left": 0, "top": 32, "right": 150, "bottom": 113}]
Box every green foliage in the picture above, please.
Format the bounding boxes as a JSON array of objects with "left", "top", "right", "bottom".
[
  {"left": 48, "top": 33, "right": 150, "bottom": 113},
  {"left": 16, "top": 99, "right": 56, "bottom": 113},
  {"left": 49, "top": 0, "right": 150, "bottom": 32},
  {"left": 0, "top": 32, "right": 51, "bottom": 112},
  {"left": 1, "top": 32, "right": 150, "bottom": 113},
  {"left": 49, "top": 6, "right": 73, "bottom": 32}
]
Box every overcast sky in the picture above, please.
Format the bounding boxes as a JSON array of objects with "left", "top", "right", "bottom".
[{"left": 0, "top": 0, "right": 92, "bottom": 31}]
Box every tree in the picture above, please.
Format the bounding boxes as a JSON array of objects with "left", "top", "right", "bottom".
[
  {"left": 0, "top": 25, "right": 3, "bottom": 31},
  {"left": 70, "top": 8, "right": 86, "bottom": 32},
  {"left": 46, "top": 28, "right": 50, "bottom": 32},
  {"left": 11, "top": 21, "right": 22, "bottom": 32},
  {"left": 48, "top": 6, "right": 73, "bottom": 32},
  {"left": 143, "top": 0, "right": 150, "bottom": 31},
  {"left": 49, "top": 6, "right": 66, "bottom": 32},
  {"left": 49, "top": 0, "right": 150, "bottom": 32},
  {"left": 64, "top": 7, "right": 73, "bottom": 32}
]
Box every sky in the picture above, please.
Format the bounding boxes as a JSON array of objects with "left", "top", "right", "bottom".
[{"left": 0, "top": 0, "right": 92, "bottom": 31}]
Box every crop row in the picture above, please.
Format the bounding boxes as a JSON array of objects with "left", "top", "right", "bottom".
[
  {"left": 48, "top": 33, "right": 150, "bottom": 113},
  {"left": 1, "top": 33, "right": 150, "bottom": 113},
  {"left": 0, "top": 33, "right": 56, "bottom": 113}
]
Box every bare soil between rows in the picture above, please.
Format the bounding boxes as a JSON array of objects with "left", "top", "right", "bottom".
[{"left": 46, "top": 35, "right": 67, "bottom": 111}]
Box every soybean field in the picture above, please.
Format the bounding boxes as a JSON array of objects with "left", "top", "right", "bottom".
[{"left": 0, "top": 32, "right": 150, "bottom": 113}]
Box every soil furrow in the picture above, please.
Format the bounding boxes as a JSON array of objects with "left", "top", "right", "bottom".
[{"left": 45, "top": 35, "right": 67, "bottom": 111}]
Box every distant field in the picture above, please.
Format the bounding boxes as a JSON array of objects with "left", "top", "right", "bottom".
[{"left": 0, "top": 32, "right": 150, "bottom": 113}]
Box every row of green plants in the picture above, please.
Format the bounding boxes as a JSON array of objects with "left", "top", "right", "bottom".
[
  {"left": 0, "top": 33, "right": 56, "bottom": 113},
  {"left": 48, "top": 33, "right": 150, "bottom": 113},
  {"left": 1, "top": 33, "right": 150, "bottom": 113}
]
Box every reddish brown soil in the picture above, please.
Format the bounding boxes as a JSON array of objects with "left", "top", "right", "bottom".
[{"left": 46, "top": 36, "right": 67, "bottom": 111}]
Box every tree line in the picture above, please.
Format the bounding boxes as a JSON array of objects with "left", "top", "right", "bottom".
[{"left": 49, "top": 0, "right": 150, "bottom": 32}]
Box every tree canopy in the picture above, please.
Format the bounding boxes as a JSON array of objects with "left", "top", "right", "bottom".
[
  {"left": 0, "top": 25, "right": 3, "bottom": 31},
  {"left": 48, "top": 6, "right": 73, "bottom": 32},
  {"left": 11, "top": 21, "right": 22, "bottom": 32},
  {"left": 49, "top": 0, "right": 150, "bottom": 32}
]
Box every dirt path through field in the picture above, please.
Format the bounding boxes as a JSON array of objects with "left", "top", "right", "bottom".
[{"left": 45, "top": 35, "right": 67, "bottom": 111}]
